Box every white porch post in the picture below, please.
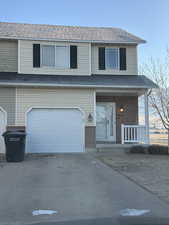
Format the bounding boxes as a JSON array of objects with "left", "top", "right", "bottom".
[
  {"left": 121, "top": 124, "right": 124, "bottom": 144},
  {"left": 144, "top": 90, "right": 150, "bottom": 144}
]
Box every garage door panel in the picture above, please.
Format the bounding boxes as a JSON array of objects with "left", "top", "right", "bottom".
[{"left": 26, "top": 108, "right": 84, "bottom": 153}]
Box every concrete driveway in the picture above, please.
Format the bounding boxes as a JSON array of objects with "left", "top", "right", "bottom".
[{"left": 0, "top": 154, "right": 169, "bottom": 225}]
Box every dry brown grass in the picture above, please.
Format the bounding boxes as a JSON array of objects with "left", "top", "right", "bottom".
[{"left": 150, "top": 133, "right": 168, "bottom": 146}]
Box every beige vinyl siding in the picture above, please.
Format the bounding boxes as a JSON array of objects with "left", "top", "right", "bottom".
[
  {"left": 19, "top": 40, "right": 90, "bottom": 75},
  {"left": 16, "top": 88, "right": 95, "bottom": 126},
  {"left": 91, "top": 44, "right": 138, "bottom": 75},
  {"left": 0, "top": 88, "right": 16, "bottom": 125},
  {"left": 0, "top": 40, "right": 18, "bottom": 72}
]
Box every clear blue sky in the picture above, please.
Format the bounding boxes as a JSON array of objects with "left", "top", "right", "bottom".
[{"left": 0, "top": 0, "right": 168, "bottom": 66}]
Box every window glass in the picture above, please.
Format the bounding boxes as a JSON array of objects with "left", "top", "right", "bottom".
[
  {"left": 41, "top": 45, "right": 69, "bottom": 68},
  {"left": 105, "top": 48, "right": 119, "bottom": 69},
  {"left": 55, "top": 46, "right": 69, "bottom": 68},
  {"left": 41, "top": 45, "right": 55, "bottom": 67}
]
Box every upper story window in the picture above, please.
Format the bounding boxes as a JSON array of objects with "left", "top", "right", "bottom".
[
  {"left": 105, "top": 48, "right": 119, "bottom": 70},
  {"left": 41, "top": 45, "right": 70, "bottom": 68},
  {"left": 33, "top": 44, "right": 78, "bottom": 69},
  {"left": 99, "top": 47, "right": 126, "bottom": 71}
]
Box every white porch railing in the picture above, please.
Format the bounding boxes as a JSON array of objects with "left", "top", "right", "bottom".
[{"left": 121, "top": 124, "right": 146, "bottom": 144}]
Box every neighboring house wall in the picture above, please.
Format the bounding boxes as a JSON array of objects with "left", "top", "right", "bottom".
[
  {"left": 0, "top": 40, "right": 18, "bottom": 72},
  {"left": 16, "top": 88, "right": 95, "bottom": 126},
  {"left": 96, "top": 96, "right": 138, "bottom": 143},
  {"left": 19, "top": 40, "right": 91, "bottom": 75},
  {"left": 91, "top": 44, "right": 138, "bottom": 75},
  {"left": 0, "top": 88, "right": 16, "bottom": 125}
]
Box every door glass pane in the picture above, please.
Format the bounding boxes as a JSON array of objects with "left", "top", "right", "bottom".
[
  {"left": 96, "top": 104, "right": 115, "bottom": 141},
  {"left": 96, "top": 106, "right": 106, "bottom": 122},
  {"left": 96, "top": 105, "right": 107, "bottom": 140}
]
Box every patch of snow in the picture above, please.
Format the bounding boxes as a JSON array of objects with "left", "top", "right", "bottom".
[
  {"left": 32, "top": 210, "right": 58, "bottom": 216},
  {"left": 120, "top": 208, "right": 150, "bottom": 216},
  {"left": 91, "top": 160, "right": 101, "bottom": 168}
]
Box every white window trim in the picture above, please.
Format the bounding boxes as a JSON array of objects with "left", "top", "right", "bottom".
[
  {"left": 105, "top": 47, "right": 120, "bottom": 70},
  {"left": 40, "top": 45, "right": 70, "bottom": 69}
]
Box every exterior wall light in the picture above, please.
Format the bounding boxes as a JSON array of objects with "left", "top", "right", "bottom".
[
  {"left": 88, "top": 113, "right": 93, "bottom": 122},
  {"left": 119, "top": 106, "right": 124, "bottom": 113}
]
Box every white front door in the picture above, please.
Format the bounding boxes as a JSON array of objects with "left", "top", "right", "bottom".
[{"left": 96, "top": 103, "right": 116, "bottom": 141}]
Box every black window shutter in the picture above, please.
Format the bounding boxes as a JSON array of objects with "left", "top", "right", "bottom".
[
  {"left": 120, "top": 48, "right": 126, "bottom": 70},
  {"left": 70, "top": 45, "right": 77, "bottom": 69},
  {"left": 98, "top": 47, "right": 105, "bottom": 70},
  {"left": 33, "top": 44, "right": 40, "bottom": 68}
]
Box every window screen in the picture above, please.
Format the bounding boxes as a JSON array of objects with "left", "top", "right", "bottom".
[
  {"left": 105, "top": 48, "right": 119, "bottom": 69},
  {"left": 41, "top": 45, "right": 55, "bottom": 67},
  {"left": 41, "top": 45, "right": 69, "bottom": 68},
  {"left": 55, "top": 46, "right": 69, "bottom": 68}
]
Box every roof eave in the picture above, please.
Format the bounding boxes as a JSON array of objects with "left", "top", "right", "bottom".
[
  {"left": 0, "top": 82, "right": 156, "bottom": 89},
  {"left": 0, "top": 36, "right": 146, "bottom": 44}
]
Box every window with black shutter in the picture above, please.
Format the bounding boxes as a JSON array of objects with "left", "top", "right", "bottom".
[
  {"left": 98, "top": 47, "right": 105, "bottom": 70},
  {"left": 98, "top": 47, "right": 127, "bottom": 71},
  {"left": 120, "top": 48, "right": 127, "bottom": 70},
  {"left": 33, "top": 44, "right": 40, "bottom": 68},
  {"left": 70, "top": 45, "right": 77, "bottom": 69}
]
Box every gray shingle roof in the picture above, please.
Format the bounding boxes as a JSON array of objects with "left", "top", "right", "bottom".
[
  {"left": 0, "top": 22, "right": 145, "bottom": 44},
  {"left": 0, "top": 72, "right": 157, "bottom": 89}
]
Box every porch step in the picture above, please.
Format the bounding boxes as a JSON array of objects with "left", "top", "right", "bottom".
[{"left": 96, "top": 143, "right": 134, "bottom": 148}]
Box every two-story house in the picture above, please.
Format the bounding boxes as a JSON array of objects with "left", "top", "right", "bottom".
[{"left": 0, "top": 22, "right": 157, "bottom": 154}]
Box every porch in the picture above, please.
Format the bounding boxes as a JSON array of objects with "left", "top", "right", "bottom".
[{"left": 95, "top": 89, "right": 150, "bottom": 146}]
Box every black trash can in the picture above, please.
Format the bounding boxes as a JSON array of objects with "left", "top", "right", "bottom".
[{"left": 2, "top": 131, "right": 26, "bottom": 162}]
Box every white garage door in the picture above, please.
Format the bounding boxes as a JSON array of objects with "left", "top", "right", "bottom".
[
  {"left": 0, "top": 109, "right": 6, "bottom": 154},
  {"left": 26, "top": 108, "right": 84, "bottom": 153}
]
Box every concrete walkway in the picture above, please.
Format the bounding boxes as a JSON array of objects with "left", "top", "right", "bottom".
[{"left": 0, "top": 154, "right": 169, "bottom": 225}]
